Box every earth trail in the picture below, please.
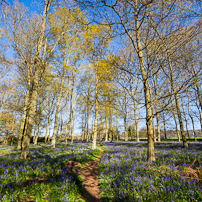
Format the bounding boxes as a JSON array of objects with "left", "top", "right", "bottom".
[{"left": 73, "top": 144, "right": 104, "bottom": 202}]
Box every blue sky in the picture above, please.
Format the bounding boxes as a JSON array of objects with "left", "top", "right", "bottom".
[{"left": 3, "top": 0, "right": 201, "bottom": 138}]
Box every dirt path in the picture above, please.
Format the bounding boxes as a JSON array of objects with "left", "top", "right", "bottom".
[{"left": 73, "top": 144, "right": 104, "bottom": 202}]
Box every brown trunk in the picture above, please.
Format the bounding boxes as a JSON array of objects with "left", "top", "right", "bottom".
[
  {"left": 17, "top": 64, "right": 31, "bottom": 150},
  {"left": 20, "top": 0, "right": 51, "bottom": 159},
  {"left": 70, "top": 79, "right": 75, "bottom": 144},
  {"left": 170, "top": 95, "right": 180, "bottom": 142},
  {"left": 51, "top": 72, "right": 65, "bottom": 148},
  {"left": 34, "top": 115, "right": 40, "bottom": 145},
  {"left": 86, "top": 108, "right": 89, "bottom": 142},
  {"left": 133, "top": 97, "right": 139, "bottom": 142},
  {"left": 45, "top": 117, "right": 49, "bottom": 144},
  {"left": 20, "top": 68, "right": 40, "bottom": 159},
  {"left": 34, "top": 100, "right": 42, "bottom": 145},
  {"left": 50, "top": 90, "right": 63, "bottom": 148},
  {"left": 187, "top": 93, "right": 197, "bottom": 141},
  {"left": 105, "top": 113, "right": 108, "bottom": 142},
  {"left": 163, "top": 111, "right": 167, "bottom": 139},
  {"left": 134, "top": 0, "right": 155, "bottom": 161},
  {"left": 65, "top": 95, "right": 70, "bottom": 145},
  {"left": 153, "top": 76, "right": 160, "bottom": 142},
  {"left": 59, "top": 113, "right": 64, "bottom": 140},
  {"left": 70, "top": 97, "right": 74, "bottom": 144},
  {"left": 152, "top": 107, "right": 156, "bottom": 143},
  {"left": 17, "top": 89, "right": 29, "bottom": 150},
  {"left": 109, "top": 112, "right": 112, "bottom": 141},
  {"left": 124, "top": 113, "right": 128, "bottom": 141},
  {"left": 92, "top": 76, "right": 98, "bottom": 150}
]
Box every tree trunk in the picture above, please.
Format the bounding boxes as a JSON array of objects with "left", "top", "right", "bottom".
[
  {"left": 153, "top": 76, "right": 160, "bottom": 142},
  {"left": 170, "top": 96, "right": 180, "bottom": 142},
  {"left": 34, "top": 100, "right": 42, "bottom": 145},
  {"left": 20, "top": 0, "right": 51, "bottom": 159},
  {"left": 105, "top": 114, "right": 108, "bottom": 142},
  {"left": 109, "top": 112, "right": 112, "bottom": 142},
  {"left": 17, "top": 88, "right": 30, "bottom": 150},
  {"left": 134, "top": 0, "right": 155, "bottom": 161},
  {"left": 92, "top": 77, "right": 98, "bottom": 150},
  {"left": 65, "top": 95, "right": 70, "bottom": 146},
  {"left": 59, "top": 113, "right": 64, "bottom": 140},
  {"left": 70, "top": 79, "right": 75, "bottom": 144},
  {"left": 51, "top": 90, "right": 62, "bottom": 149},
  {"left": 70, "top": 98, "right": 74, "bottom": 144},
  {"left": 20, "top": 68, "right": 40, "bottom": 159},
  {"left": 187, "top": 93, "right": 197, "bottom": 141},
  {"left": 133, "top": 98, "right": 139, "bottom": 142},
  {"left": 51, "top": 73, "right": 65, "bottom": 148},
  {"left": 86, "top": 108, "right": 89, "bottom": 142},
  {"left": 45, "top": 117, "right": 49, "bottom": 144},
  {"left": 152, "top": 107, "right": 156, "bottom": 143},
  {"left": 34, "top": 115, "right": 40, "bottom": 145},
  {"left": 124, "top": 113, "right": 128, "bottom": 141},
  {"left": 163, "top": 111, "right": 167, "bottom": 139}
]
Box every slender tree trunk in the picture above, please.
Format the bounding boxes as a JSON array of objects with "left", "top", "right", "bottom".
[
  {"left": 116, "top": 128, "right": 119, "bottom": 141},
  {"left": 152, "top": 107, "right": 156, "bottom": 143},
  {"left": 45, "top": 117, "right": 49, "bottom": 144},
  {"left": 162, "top": 111, "right": 167, "bottom": 139},
  {"left": 156, "top": 113, "right": 161, "bottom": 142},
  {"left": 130, "top": 124, "right": 133, "bottom": 140},
  {"left": 51, "top": 90, "right": 63, "bottom": 148},
  {"left": 86, "top": 109, "right": 89, "bottom": 142},
  {"left": 192, "top": 64, "right": 202, "bottom": 114},
  {"left": 86, "top": 96, "right": 89, "bottom": 142},
  {"left": 124, "top": 113, "right": 128, "bottom": 141},
  {"left": 17, "top": 88, "right": 30, "bottom": 150},
  {"left": 192, "top": 71, "right": 202, "bottom": 132},
  {"left": 51, "top": 73, "right": 65, "bottom": 148},
  {"left": 33, "top": 123, "right": 36, "bottom": 144},
  {"left": 190, "top": 115, "right": 197, "bottom": 141},
  {"left": 187, "top": 93, "right": 197, "bottom": 141},
  {"left": 70, "top": 97, "right": 74, "bottom": 144},
  {"left": 34, "top": 100, "right": 42, "bottom": 145},
  {"left": 59, "top": 113, "right": 64, "bottom": 140},
  {"left": 185, "top": 115, "right": 190, "bottom": 140},
  {"left": 170, "top": 95, "right": 180, "bottom": 141},
  {"left": 65, "top": 95, "right": 70, "bottom": 146},
  {"left": 81, "top": 113, "right": 84, "bottom": 141},
  {"left": 105, "top": 114, "right": 108, "bottom": 142},
  {"left": 109, "top": 112, "right": 112, "bottom": 142},
  {"left": 70, "top": 79, "right": 75, "bottom": 144},
  {"left": 92, "top": 77, "right": 98, "bottom": 150},
  {"left": 48, "top": 129, "right": 51, "bottom": 143},
  {"left": 34, "top": 115, "right": 40, "bottom": 145},
  {"left": 133, "top": 98, "right": 139, "bottom": 142},
  {"left": 153, "top": 77, "right": 160, "bottom": 142}
]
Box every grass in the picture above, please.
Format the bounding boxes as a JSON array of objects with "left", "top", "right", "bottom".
[
  {"left": 1, "top": 141, "right": 202, "bottom": 201},
  {"left": 0, "top": 142, "right": 100, "bottom": 202},
  {"left": 98, "top": 141, "right": 202, "bottom": 202}
]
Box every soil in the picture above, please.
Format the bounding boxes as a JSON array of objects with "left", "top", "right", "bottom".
[{"left": 71, "top": 144, "right": 104, "bottom": 202}]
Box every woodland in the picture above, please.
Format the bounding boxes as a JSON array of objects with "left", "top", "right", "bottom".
[{"left": 0, "top": 0, "right": 202, "bottom": 201}]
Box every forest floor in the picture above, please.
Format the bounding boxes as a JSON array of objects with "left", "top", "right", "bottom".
[{"left": 70, "top": 144, "right": 104, "bottom": 202}]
